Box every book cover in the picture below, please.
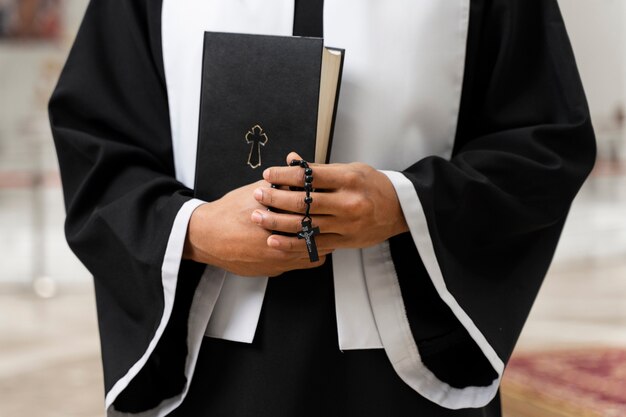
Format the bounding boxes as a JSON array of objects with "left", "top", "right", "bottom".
[{"left": 194, "top": 31, "right": 343, "bottom": 202}]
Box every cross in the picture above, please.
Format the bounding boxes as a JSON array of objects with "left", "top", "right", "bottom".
[
  {"left": 245, "top": 125, "right": 268, "bottom": 169},
  {"left": 297, "top": 219, "right": 320, "bottom": 262}
]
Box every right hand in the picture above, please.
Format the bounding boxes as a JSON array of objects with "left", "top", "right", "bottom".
[{"left": 183, "top": 180, "right": 328, "bottom": 277}]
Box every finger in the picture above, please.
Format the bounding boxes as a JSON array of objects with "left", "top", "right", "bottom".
[
  {"left": 263, "top": 162, "right": 347, "bottom": 190},
  {"left": 267, "top": 233, "right": 343, "bottom": 252},
  {"left": 266, "top": 247, "right": 333, "bottom": 264},
  {"left": 292, "top": 254, "right": 327, "bottom": 270},
  {"left": 251, "top": 210, "right": 301, "bottom": 233},
  {"left": 251, "top": 210, "right": 337, "bottom": 234},
  {"left": 292, "top": 249, "right": 334, "bottom": 264},
  {"left": 254, "top": 187, "right": 338, "bottom": 214}
]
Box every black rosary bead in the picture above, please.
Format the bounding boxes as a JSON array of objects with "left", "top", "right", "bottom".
[
  {"left": 304, "top": 167, "right": 313, "bottom": 176},
  {"left": 305, "top": 175, "right": 314, "bottom": 183},
  {"left": 304, "top": 196, "right": 313, "bottom": 204},
  {"left": 291, "top": 159, "right": 309, "bottom": 168}
]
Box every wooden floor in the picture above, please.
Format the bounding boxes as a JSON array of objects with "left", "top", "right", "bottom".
[{"left": 0, "top": 289, "right": 103, "bottom": 417}]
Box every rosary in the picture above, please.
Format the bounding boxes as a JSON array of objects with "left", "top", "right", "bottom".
[{"left": 289, "top": 159, "right": 320, "bottom": 262}]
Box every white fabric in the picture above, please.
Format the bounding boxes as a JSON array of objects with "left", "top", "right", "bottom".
[
  {"left": 333, "top": 248, "right": 383, "bottom": 349},
  {"left": 205, "top": 274, "right": 268, "bottom": 342},
  {"left": 161, "top": 0, "right": 294, "bottom": 344},
  {"left": 162, "top": 0, "right": 296, "bottom": 188},
  {"left": 324, "top": 0, "right": 466, "bottom": 350}
]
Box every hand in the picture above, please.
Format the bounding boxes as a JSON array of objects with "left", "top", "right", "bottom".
[
  {"left": 183, "top": 180, "right": 328, "bottom": 277},
  {"left": 251, "top": 152, "right": 409, "bottom": 253}
]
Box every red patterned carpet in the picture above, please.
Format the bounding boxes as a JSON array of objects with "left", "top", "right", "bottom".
[{"left": 502, "top": 348, "right": 626, "bottom": 417}]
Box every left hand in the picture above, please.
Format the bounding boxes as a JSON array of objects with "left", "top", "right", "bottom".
[{"left": 251, "top": 152, "right": 409, "bottom": 253}]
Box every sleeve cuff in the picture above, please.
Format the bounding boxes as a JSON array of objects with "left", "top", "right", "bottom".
[
  {"left": 360, "top": 170, "right": 504, "bottom": 409},
  {"left": 105, "top": 198, "right": 226, "bottom": 416}
]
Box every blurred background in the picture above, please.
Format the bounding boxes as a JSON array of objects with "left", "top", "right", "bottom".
[{"left": 0, "top": 1, "right": 624, "bottom": 416}]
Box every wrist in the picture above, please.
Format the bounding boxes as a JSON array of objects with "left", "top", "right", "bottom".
[
  {"left": 183, "top": 202, "right": 218, "bottom": 264},
  {"left": 376, "top": 170, "right": 409, "bottom": 238}
]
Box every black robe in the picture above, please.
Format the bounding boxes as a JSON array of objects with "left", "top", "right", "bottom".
[{"left": 49, "top": 0, "right": 596, "bottom": 416}]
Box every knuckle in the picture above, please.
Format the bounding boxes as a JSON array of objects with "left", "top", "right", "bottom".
[
  {"left": 353, "top": 194, "right": 374, "bottom": 215},
  {"left": 362, "top": 196, "right": 374, "bottom": 213},
  {"left": 295, "top": 194, "right": 307, "bottom": 212},
  {"left": 343, "top": 195, "right": 363, "bottom": 214},
  {"left": 343, "top": 171, "right": 359, "bottom": 187},
  {"left": 353, "top": 216, "right": 369, "bottom": 233},
  {"left": 344, "top": 169, "right": 365, "bottom": 188}
]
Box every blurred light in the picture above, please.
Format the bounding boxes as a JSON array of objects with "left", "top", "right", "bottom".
[{"left": 33, "top": 276, "right": 57, "bottom": 298}]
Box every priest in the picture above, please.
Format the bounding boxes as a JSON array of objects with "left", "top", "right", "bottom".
[{"left": 49, "top": 0, "right": 596, "bottom": 416}]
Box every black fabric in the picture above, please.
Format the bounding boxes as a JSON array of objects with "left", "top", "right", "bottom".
[
  {"left": 114, "top": 260, "right": 204, "bottom": 412},
  {"left": 390, "top": 233, "right": 499, "bottom": 388},
  {"left": 391, "top": 0, "right": 596, "bottom": 389},
  {"left": 170, "top": 259, "right": 501, "bottom": 417},
  {"left": 48, "top": 0, "right": 203, "bottom": 407},
  {"left": 293, "top": 0, "right": 324, "bottom": 37},
  {"left": 49, "top": 0, "right": 595, "bottom": 415}
]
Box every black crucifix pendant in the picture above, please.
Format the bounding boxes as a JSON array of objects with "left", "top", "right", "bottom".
[
  {"left": 245, "top": 124, "right": 268, "bottom": 169},
  {"left": 297, "top": 219, "right": 320, "bottom": 262}
]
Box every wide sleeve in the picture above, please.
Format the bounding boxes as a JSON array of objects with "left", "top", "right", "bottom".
[
  {"left": 373, "top": 0, "right": 596, "bottom": 409},
  {"left": 48, "top": 1, "right": 223, "bottom": 415}
]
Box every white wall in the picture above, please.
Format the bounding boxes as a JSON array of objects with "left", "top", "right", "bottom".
[
  {"left": 559, "top": 0, "right": 625, "bottom": 120},
  {"left": 558, "top": 0, "right": 626, "bottom": 162},
  {"left": 0, "top": 0, "right": 89, "bottom": 286}
]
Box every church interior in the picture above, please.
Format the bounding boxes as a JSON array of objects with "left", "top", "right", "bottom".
[{"left": 0, "top": 1, "right": 624, "bottom": 416}]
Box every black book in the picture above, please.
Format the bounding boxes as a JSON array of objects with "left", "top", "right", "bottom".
[{"left": 194, "top": 31, "right": 344, "bottom": 202}]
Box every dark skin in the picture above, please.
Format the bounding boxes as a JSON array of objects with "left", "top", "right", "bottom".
[{"left": 183, "top": 152, "right": 408, "bottom": 276}]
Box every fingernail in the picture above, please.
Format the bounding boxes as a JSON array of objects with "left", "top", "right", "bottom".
[
  {"left": 251, "top": 210, "right": 263, "bottom": 224},
  {"left": 254, "top": 188, "right": 263, "bottom": 200},
  {"left": 262, "top": 168, "right": 270, "bottom": 180},
  {"left": 268, "top": 237, "right": 280, "bottom": 248}
]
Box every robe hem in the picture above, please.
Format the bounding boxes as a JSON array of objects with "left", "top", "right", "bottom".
[
  {"left": 374, "top": 170, "right": 502, "bottom": 408},
  {"left": 104, "top": 198, "right": 226, "bottom": 416}
]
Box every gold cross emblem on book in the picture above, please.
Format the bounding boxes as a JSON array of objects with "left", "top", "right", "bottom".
[{"left": 245, "top": 124, "right": 268, "bottom": 169}]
